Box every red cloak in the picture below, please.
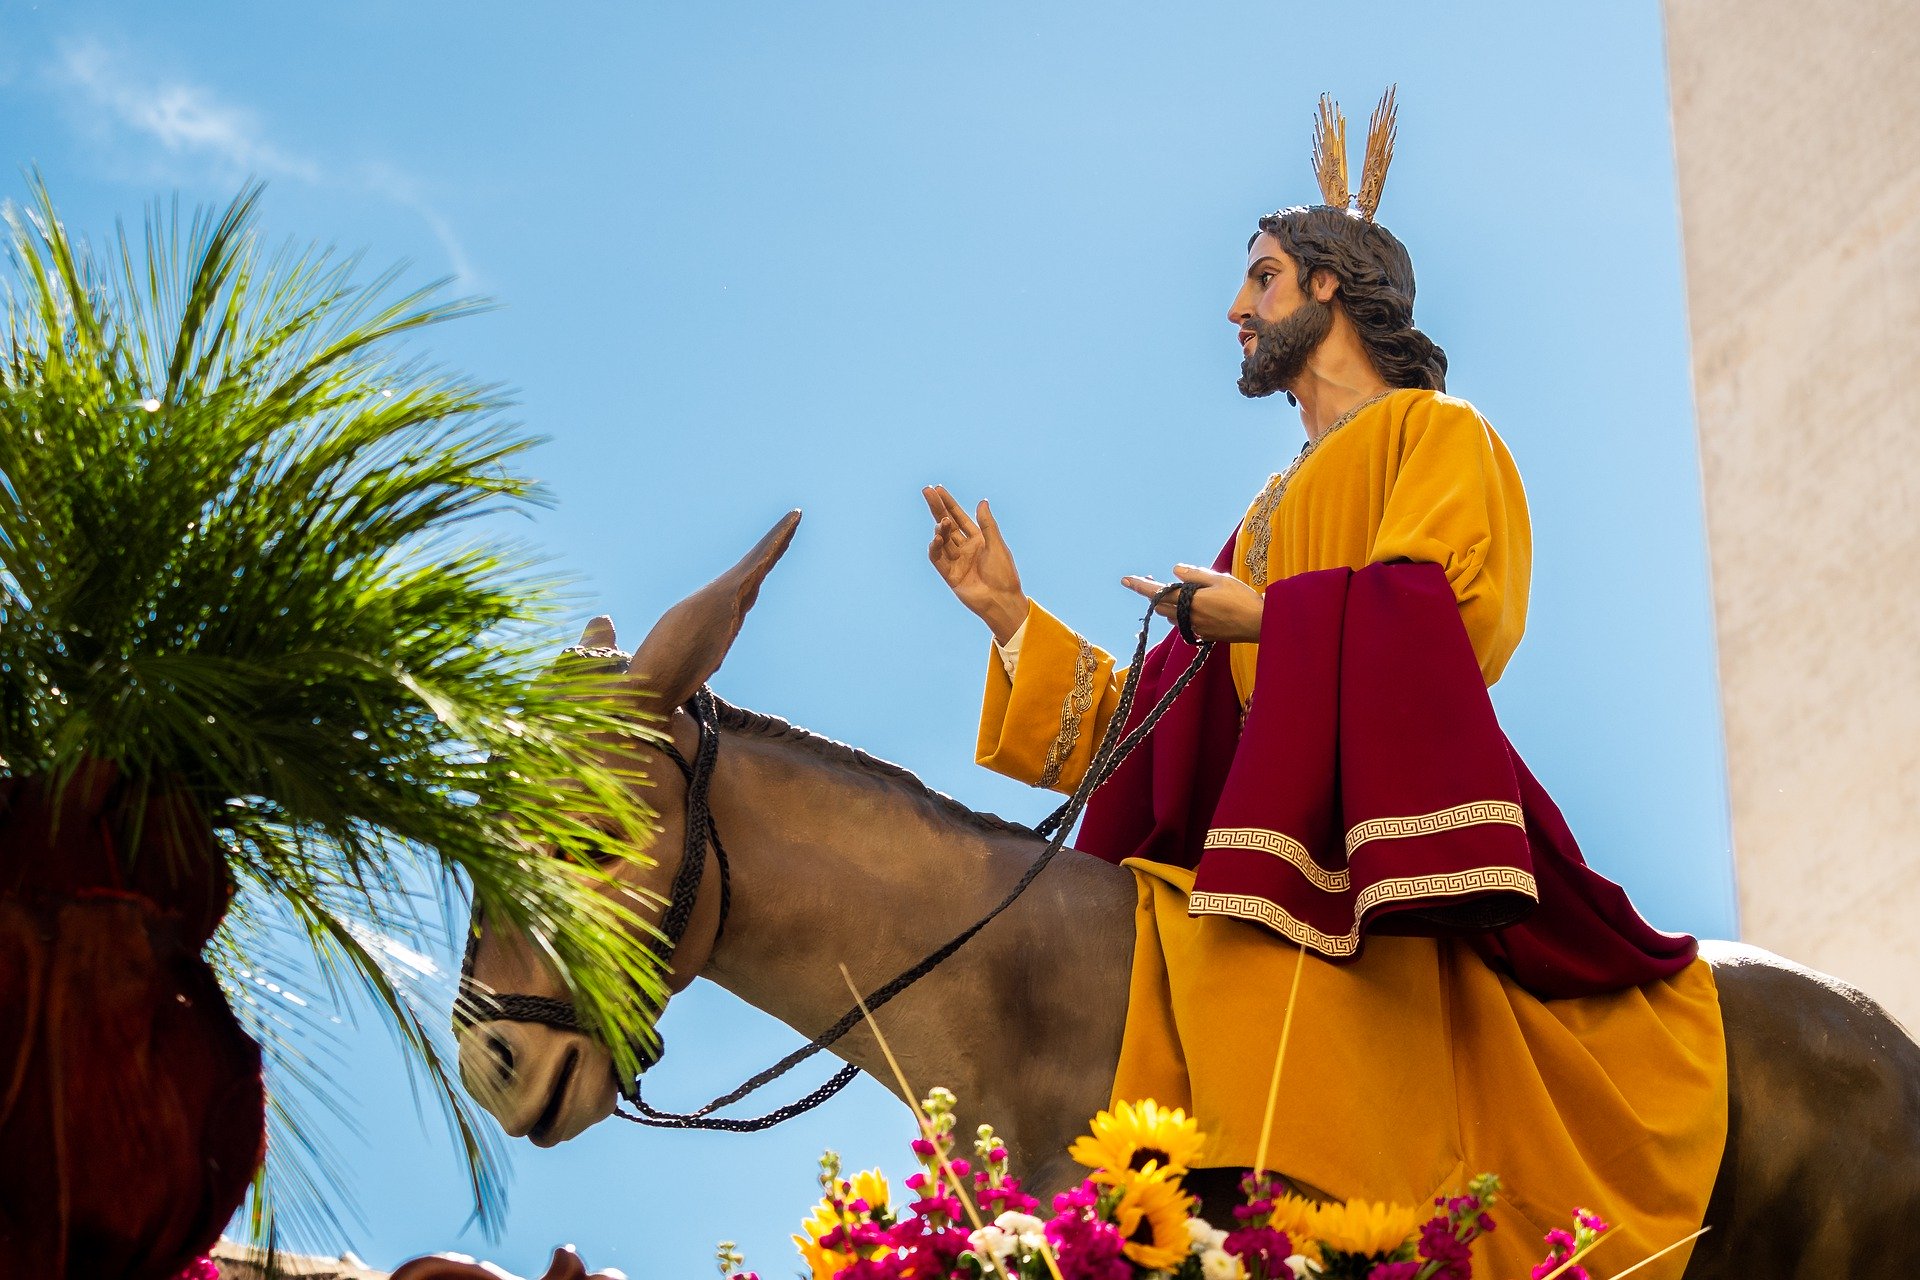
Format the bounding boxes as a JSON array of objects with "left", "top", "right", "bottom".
[{"left": 1074, "top": 555, "right": 1695, "bottom": 1000}]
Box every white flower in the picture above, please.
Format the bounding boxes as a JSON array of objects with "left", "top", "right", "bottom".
[
  {"left": 1285, "top": 1253, "right": 1317, "bottom": 1278},
  {"left": 1187, "top": 1216, "right": 1230, "bottom": 1252},
  {"left": 995, "top": 1210, "right": 1048, "bottom": 1251},
  {"left": 967, "top": 1225, "right": 1019, "bottom": 1262},
  {"left": 1200, "top": 1247, "right": 1246, "bottom": 1280}
]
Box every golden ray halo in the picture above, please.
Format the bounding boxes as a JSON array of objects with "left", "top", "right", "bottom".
[{"left": 1309, "top": 85, "right": 1399, "bottom": 221}]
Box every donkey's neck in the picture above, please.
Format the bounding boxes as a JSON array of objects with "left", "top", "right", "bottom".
[{"left": 695, "top": 717, "right": 1136, "bottom": 1180}]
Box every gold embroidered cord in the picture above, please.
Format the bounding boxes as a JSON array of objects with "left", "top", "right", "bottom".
[{"left": 1038, "top": 638, "right": 1098, "bottom": 789}]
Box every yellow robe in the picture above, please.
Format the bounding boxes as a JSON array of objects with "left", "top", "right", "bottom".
[{"left": 976, "top": 390, "right": 1725, "bottom": 1279}]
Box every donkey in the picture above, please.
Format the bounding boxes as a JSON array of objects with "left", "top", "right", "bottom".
[{"left": 458, "top": 514, "right": 1920, "bottom": 1279}]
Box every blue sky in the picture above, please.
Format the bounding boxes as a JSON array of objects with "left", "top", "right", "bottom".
[{"left": 2, "top": 3, "right": 1733, "bottom": 1275}]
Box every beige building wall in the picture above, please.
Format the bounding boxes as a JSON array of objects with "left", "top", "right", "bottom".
[{"left": 1664, "top": 0, "right": 1920, "bottom": 1029}]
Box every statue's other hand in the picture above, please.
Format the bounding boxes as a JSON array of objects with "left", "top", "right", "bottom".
[
  {"left": 1120, "top": 564, "right": 1263, "bottom": 645},
  {"left": 922, "top": 484, "right": 1029, "bottom": 644}
]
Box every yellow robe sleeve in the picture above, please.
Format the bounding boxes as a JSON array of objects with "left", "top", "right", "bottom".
[
  {"left": 1367, "top": 396, "right": 1533, "bottom": 684},
  {"left": 975, "top": 600, "right": 1124, "bottom": 794}
]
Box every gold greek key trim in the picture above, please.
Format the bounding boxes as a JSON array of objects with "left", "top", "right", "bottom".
[
  {"left": 1240, "top": 390, "right": 1396, "bottom": 590},
  {"left": 1204, "top": 826, "right": 1350, "bottom": 893},
  {"left": 1038, "top": 638, "right": 1098, "bottom": 789},
  {"left": 1189, "top": 890, "right": 1360, "bottom": 955},
  {"left": 1344, "top": 801, "right": 1526, "bottom": 858},
  {"left": 1189, "top": 865, "right": 1538, "bottom": 957}
]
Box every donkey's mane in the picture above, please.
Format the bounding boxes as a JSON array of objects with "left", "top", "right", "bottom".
[{"left": 708, "top": 695, "right": 1038, "bottom": 840}]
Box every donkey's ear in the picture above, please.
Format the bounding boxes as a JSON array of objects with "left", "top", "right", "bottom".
[
  {"left": 627, "top": 510, "right": 802, "bottom": 708},
  {"left": 578, "top": 615, "right": 618, "bottom": 649}
]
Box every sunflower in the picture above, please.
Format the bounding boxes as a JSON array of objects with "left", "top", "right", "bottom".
[
  {"left": 1308, "top": 1196, "right": 1422, "bottom": 1259},
  {"left": 844, "top": 1168, "right": 891, "bottom": 1213},
  {"left": 793, "top": 1168, "right": 893, "bottom": 1279},
  {"left": 1267, "top": 1191, "right": 1321, "bottom": 1242},
  {"left": 1068, "top": 1099, "right": 1208, "bottom": 1180},
  {"left": 794, "top": 1203, "right": 854, "bottom": 1280},
  {"left": 1110, "top": 1169, "right": 1197, "bottom": 1270}
]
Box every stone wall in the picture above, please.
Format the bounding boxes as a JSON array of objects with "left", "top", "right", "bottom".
[
  {"left": 213, "top": 1240, "right": 385, "bottom": 1280},
  {"left": 1664, "top": 0, "right": 1920, "bottom": 1028}
]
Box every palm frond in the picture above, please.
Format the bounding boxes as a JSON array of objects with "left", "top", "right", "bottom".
[{"left": 0, "top": 177, "right": 669, "bottom": 1242}]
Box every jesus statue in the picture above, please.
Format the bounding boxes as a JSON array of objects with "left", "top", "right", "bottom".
[{"left": 922, "top": 89, "right": 1725, "bottom": 1280}]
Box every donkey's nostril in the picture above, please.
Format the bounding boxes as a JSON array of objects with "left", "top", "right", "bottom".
[{"left": 486, "top": 1032, "right": 515, "bottom": 1081}]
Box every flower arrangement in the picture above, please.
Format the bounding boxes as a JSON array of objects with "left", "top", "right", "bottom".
[{"left": 717, "top": 1092, "right": 1629, "bottom": 1280}]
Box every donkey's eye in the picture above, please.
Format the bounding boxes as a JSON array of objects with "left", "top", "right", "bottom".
[{"left": 585, "top": 841, "right": 629, "bottom": 866}]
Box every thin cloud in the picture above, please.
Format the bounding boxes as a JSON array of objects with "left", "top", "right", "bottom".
[
  {"left": 54, "top": 40, "right": 321, "bottom": 183},
  {"left": 45, "top": 40, "right": 478, "bottom": 284},
  {"left": 360, "top": 161, "right": 482, "bottom": 288}
]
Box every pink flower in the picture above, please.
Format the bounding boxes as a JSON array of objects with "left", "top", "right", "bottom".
[
  {"left": 1417, "top": 1216, "right": 1472, "bottom": 1280},
  {"left": 977, "top": 1181, "right": 1039, "bottom": 1216},
  {"left": 1044, "top": 1182, "right": 1130, "bottom": 1280},
  {"left": 1368, "top": 1264, "right": 1421, "bottom": 1280},
  {"left": 1224, "top": 1225, "right": 1292, "bottom": 1276},
  {"left": 170, "top": 1262, "right": 219, "bottom": 1280}
]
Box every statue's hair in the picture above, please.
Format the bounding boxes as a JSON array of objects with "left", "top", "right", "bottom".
[{"left": 1253, "top": 205, "right": 1447, "bottom": 392}]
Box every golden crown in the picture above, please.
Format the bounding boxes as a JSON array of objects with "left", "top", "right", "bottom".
[{"left": 1311, "top": 86, "right": 1398, "bottom": 221}]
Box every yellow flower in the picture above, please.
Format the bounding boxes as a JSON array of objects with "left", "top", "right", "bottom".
[
  {"left": 1308, "top": 1196, "right": 1422, "bottom": 1258},
  {"left": 1110, "top": 1168, "right": 1197, "bottom": 1270},
  {"left": 845, "top": 1168, "right": 890, "bottom": 1212},
  {"left": 1267, "top": 1192, "right": 1320, "bottom": 1242},
  {"left": 794, "top": 1203, "right": 852, "bottom": 1280},
  {"left": 1068, "top": 1099, "right": 1207, "bottom": 1180},
  {"left": 792, "top": 1170, "right": 892, "bottom": 1280}
]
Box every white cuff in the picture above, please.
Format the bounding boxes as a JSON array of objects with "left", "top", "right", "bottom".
[{"left": 993, "top": 617, "right": 1028, "bottom": 678}]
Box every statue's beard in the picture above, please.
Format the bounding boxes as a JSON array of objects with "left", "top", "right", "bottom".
[{"left": 1237, "top": 297, "right": 1335, "bottom": 399}]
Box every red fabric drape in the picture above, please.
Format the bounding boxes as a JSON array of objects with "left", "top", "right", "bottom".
[
  {"left": 1074, "top": 559, "right": 1695, "bottom": 999},
  {"left": 0, "top": 765, "right": 264, "bottom": 1280}
]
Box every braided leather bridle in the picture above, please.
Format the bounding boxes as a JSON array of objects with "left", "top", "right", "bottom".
[{"left": 458, "top": 591, "right": 1209, "bottom": 1133}]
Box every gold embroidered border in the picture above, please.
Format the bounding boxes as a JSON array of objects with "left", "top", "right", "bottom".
[
  {"left": 1204, "top": 826, "right": 1351, "bottom": 893},
  {"left": 1241, "top": 473, "right": 1287, "bottom": 591},
  {"left": 1038, "top": 638, "right": 1098, "bottom": 789},
  {"left": 1343, "top": 801, "right": 1525, "bottom": 858},
  {"left": 1189, "top": 865, "right": 1538, "bottom": 957}
]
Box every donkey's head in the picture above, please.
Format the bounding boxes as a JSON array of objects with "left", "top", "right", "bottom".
[{"left": 456, "top": 511, "right": 800, "bottom": 1146}]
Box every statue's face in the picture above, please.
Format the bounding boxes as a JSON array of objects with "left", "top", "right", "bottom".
[
  {"left": 1230, "top": 231, "right": 1336, "bottom": 399},
  {"left": 1229, "top": 232, "right": 1310, "bottom": 348}
]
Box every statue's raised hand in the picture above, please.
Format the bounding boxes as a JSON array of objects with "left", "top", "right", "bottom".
[{"left": 922, "top": 484, "right": 1029, "bottom": 644}]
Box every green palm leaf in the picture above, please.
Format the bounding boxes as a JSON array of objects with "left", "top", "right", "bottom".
[{"left": 1, "top": 177, "right": 668, "bottom": 1246}]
